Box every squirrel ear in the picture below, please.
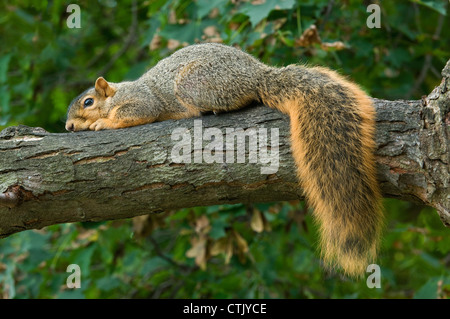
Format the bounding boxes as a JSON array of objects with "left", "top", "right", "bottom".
[{"left": 95, "top": 77, "right": 116, "bottom": 97}]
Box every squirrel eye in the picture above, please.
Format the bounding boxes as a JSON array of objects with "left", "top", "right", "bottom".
[{"left": 83, "top": 98, "right": 94, "bottom": 108}]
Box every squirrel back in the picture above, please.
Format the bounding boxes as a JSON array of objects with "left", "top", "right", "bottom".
[{"left": 66, "top": 43, "right": 384, "bottom": 277}]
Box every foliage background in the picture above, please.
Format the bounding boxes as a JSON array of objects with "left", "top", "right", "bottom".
[{"left": 0, "top": 0, "right": 449, "bottom": 298}]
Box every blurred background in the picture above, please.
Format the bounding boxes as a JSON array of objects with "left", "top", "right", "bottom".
[{"left": 0, "top": 0, "right": 449, "bottom": 298}]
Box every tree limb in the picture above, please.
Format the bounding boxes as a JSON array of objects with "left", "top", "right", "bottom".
[{"left": 0, "top": 62, "right": 449, "bottom": 239}]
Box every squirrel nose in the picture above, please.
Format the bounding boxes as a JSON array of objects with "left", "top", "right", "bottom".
[{"left": 66, "top": 122, "right": 75, "bottom": 131}]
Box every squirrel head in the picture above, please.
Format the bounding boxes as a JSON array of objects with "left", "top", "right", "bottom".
[{"left": 65, "top": 77, "right": 117, "bottom": 131}]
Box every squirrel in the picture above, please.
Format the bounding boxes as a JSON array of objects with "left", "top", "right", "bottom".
[{"left": 66, "top": 43, "right": 384, "bottom": 278}]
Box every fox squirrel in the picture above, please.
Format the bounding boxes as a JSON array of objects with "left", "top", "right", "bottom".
[{"left": 66, "top": 43, "right": 384, "bottom": 278}]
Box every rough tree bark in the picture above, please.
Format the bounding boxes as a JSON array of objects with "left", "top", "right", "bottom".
[{"left": 0, "top": 61, "right": 449, "bottom": 239}]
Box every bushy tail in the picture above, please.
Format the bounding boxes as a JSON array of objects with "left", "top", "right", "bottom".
[{"left": 259, "top": 65, "right": 384, "bottom": 277}]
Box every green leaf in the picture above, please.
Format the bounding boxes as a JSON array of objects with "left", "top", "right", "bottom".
[
  {"left": 386, "top": 48, "right": 410, "bottom": 68},
  {"left": 168, "top": 208, "right": 191, "bottom": 221},
  {"left": 206, "top": 205, "right": 221, "bottom": 214},
  {"left": 409, "top": 0, "right": 447, "bottom": 16},
  {"left": 436, "top": 235, "right": 450, "bottom": 254},
  {"left": 239, "top": 0, "right": 296, "bottom": 26},
  {"left": 210, "top": 219, "right": 227, "bottom": 239},
  {"left": 141, "top": 256, "right": 169, "bottom": 274},
  {"left": 56, "top": 288, "right": 86, "bottom": 299},
  {"left": 419, "top": 252, "right": 441, "bottom": 269},
  {"left": 414, "top": 277, "right": 441, "bottom": 299},
  {"left": 197, "top": 0, "right": 227, "bottom": 19},
  {"left": 71, "top": 245, "right": 96, "bottom": 277},
  {"left": 50, "top": 87, "right": 69, "bottom": 123},
  {"left": 96, "top": 276, "right": 122, "bottom": 291},
  {"left": 0, "top": 262, "right": 16, "bottom": 299},
  {"left": 159, "top": 22, "right": 202, "bottom": 43},
  {"left": 0, "top": 54, "right": 12, "bottom": 83},
  {"left": 141, "top": 19, "right": 161, "bottom": 48},
  {"left": 14, "top": 8, "right": 36, "bottom": 25},
  {"left": 0, "top": 86, "right": 11, "bottom": 115}
]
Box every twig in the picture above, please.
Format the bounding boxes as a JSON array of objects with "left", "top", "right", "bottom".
[
  {"left": 148, "top": 235, "right": 183, "bottom": 269},
  {"left": 405, "top": 12, "right": 446, "bottom": 98},
  {"left": 97, "top": 0, "right": 139, "bottom": 76},
  {"left": 406, "top": 54, "right": 433, "bottom": 98},
  {"left": 319, "top": 0, "right": 335, "bottom": 31}
]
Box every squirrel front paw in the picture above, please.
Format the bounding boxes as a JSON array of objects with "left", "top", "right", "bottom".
[{"left": 89, "top": 118, "right": 116, "bottom": 131}]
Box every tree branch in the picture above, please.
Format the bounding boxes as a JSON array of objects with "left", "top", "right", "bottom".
[{"left": 0, "top": 61, "right": 449, "bottom": 239}]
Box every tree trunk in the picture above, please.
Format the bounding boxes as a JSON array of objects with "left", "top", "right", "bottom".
[{"left": 1, "top": 61, "right": 449, "bottom": 239}]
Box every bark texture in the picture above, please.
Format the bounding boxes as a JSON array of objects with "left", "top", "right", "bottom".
[{"left": 0, "top": 63, "right": 449, "bottom": 238}]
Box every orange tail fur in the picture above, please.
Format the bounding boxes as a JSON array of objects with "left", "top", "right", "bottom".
[{"left": 260, "top": 65, "right": 384, "bottom": 277}]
